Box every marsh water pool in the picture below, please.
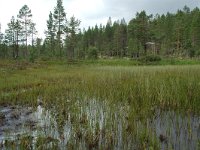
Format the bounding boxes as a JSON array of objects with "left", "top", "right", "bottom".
[{"left": 0, "top": 98, "right": 199, "bottom": 149}]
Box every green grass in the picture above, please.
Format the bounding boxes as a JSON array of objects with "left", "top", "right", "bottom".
[
  {"left": 77, "top": 57, "right": 200, "bottom": 66},
  {"left": 1, "top": 59, "right": 200, "bottom": 114},
  {"left": 0, "top": 59, "right": 200, "bottom": 149},
  {"left": 25, "top": 56, "right": 200, "bottom": 66}
]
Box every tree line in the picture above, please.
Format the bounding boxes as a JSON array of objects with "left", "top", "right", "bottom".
[
  {"left": 80, "top": 6, "right": 200, "bottom": 59},
  {"left": 0, "top": 2, "right": 200, "bottom": 61}
]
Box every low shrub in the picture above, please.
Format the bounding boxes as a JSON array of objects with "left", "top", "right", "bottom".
[{"left": 139, "top": 55, "right": 162, "bottom": 63}]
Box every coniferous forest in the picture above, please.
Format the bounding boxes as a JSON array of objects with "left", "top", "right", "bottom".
[{"left": 0, "top": 1, "right": 200, "bottom": 61}]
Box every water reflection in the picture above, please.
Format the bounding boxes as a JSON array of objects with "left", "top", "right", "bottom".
[
  {"left": 0, "top": 99, "right": 199, "bottom": 149},
  {"left": 150, "top": 109, "right": 200, "bottom": 150}
]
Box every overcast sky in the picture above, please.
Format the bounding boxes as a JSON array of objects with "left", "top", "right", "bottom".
[{"left": 0, "top": 0, "right": 199, "bottom": 39}]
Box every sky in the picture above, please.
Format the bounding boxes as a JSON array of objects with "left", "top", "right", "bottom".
[{"left": 0, "top": 0, "right": 200, "bottom": 39}]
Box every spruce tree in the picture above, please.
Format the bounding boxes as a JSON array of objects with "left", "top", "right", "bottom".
[
  {"left": 45, "top": 11, "right": 56, "bottom": 55},
  {"left": 65, "top": 16, "right": 80, "bottom": 60},
  {"left": 105, "top": 17, "right": 113, "bottom": 56}
]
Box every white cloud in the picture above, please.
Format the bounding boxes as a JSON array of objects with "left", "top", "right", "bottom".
[
  {"left": 65, "top": 0, "right": 106, "bottom": 28},
  {"left": 0, "top": 0, "right": 199, "bottom": 39},
  {"left": 66, "top": 0, "right": 104, "bottom": 16}
]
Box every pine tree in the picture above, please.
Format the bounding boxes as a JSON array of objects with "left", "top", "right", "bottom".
[
  {"left": 18, "top": 5, "right": 32, "bottom": 57},
  {"left": 5, "top": 16, "right": 15, "bottom": 57},
  {"left": 128, "top": 11, "right": 150, "bottom": 56},
  {"left": 14, "top": 19, "right": 22, "bottom": 58},
  {"left": 5, "top": 16, "right": 22, "bottom": 58},
  {"left": 173, "top": 10, "right": 185, "bottom": 55},
  {"left": 29, "top": 23, "right": 37, "bottom": 46},
  {"left": 6, "top": 17, "right": 15, "bottom": 44},
  {"left": 135, "top": 11, "right": 150, "bottom": 55},
  {"left": 53, "top": 0, "right": 66, "bottom": 56}
]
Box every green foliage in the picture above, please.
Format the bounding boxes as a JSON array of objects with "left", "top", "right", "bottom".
[
  {"left": 18, "top": 4, "right": 33, "bottom": 57},
  {"left": 29, "top": 47, "right": 38, "bottom": 63},
  {"left": 53, "top": 0, "right": 66, "bottom": 56},
  {"left": 188, "top": 48, "right": 196, "bottom": 58},
  {"left": 87, "top": 46, "right": 98, "bottom": 59},
  {"left": 139, "top": 55, "right": 162, "bottom": 63},
  {"left": 5, "top": 17, "right": 22, "bottom": 58},
  {"left": 65, "top": 16, "right": 81, "bottom": 60},
  {"left": 128, "top": 38, "right": 138, "bottom": 57},
  {"left": 45, "top": 11, "right": 56, "bottom": 55},
  {"left": 129, "top": 11, "right": 151, "bottom": 54},
  {"left": 80, "top": 7, "right": 200, "bottom": 59},
  {"left": 113, "top": 19, "right": 127, "bottom": 57}
]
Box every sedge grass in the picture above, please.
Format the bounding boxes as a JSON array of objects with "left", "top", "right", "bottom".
[{"left": 0, "top": 60, "right": 200, "bottom": 149}]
